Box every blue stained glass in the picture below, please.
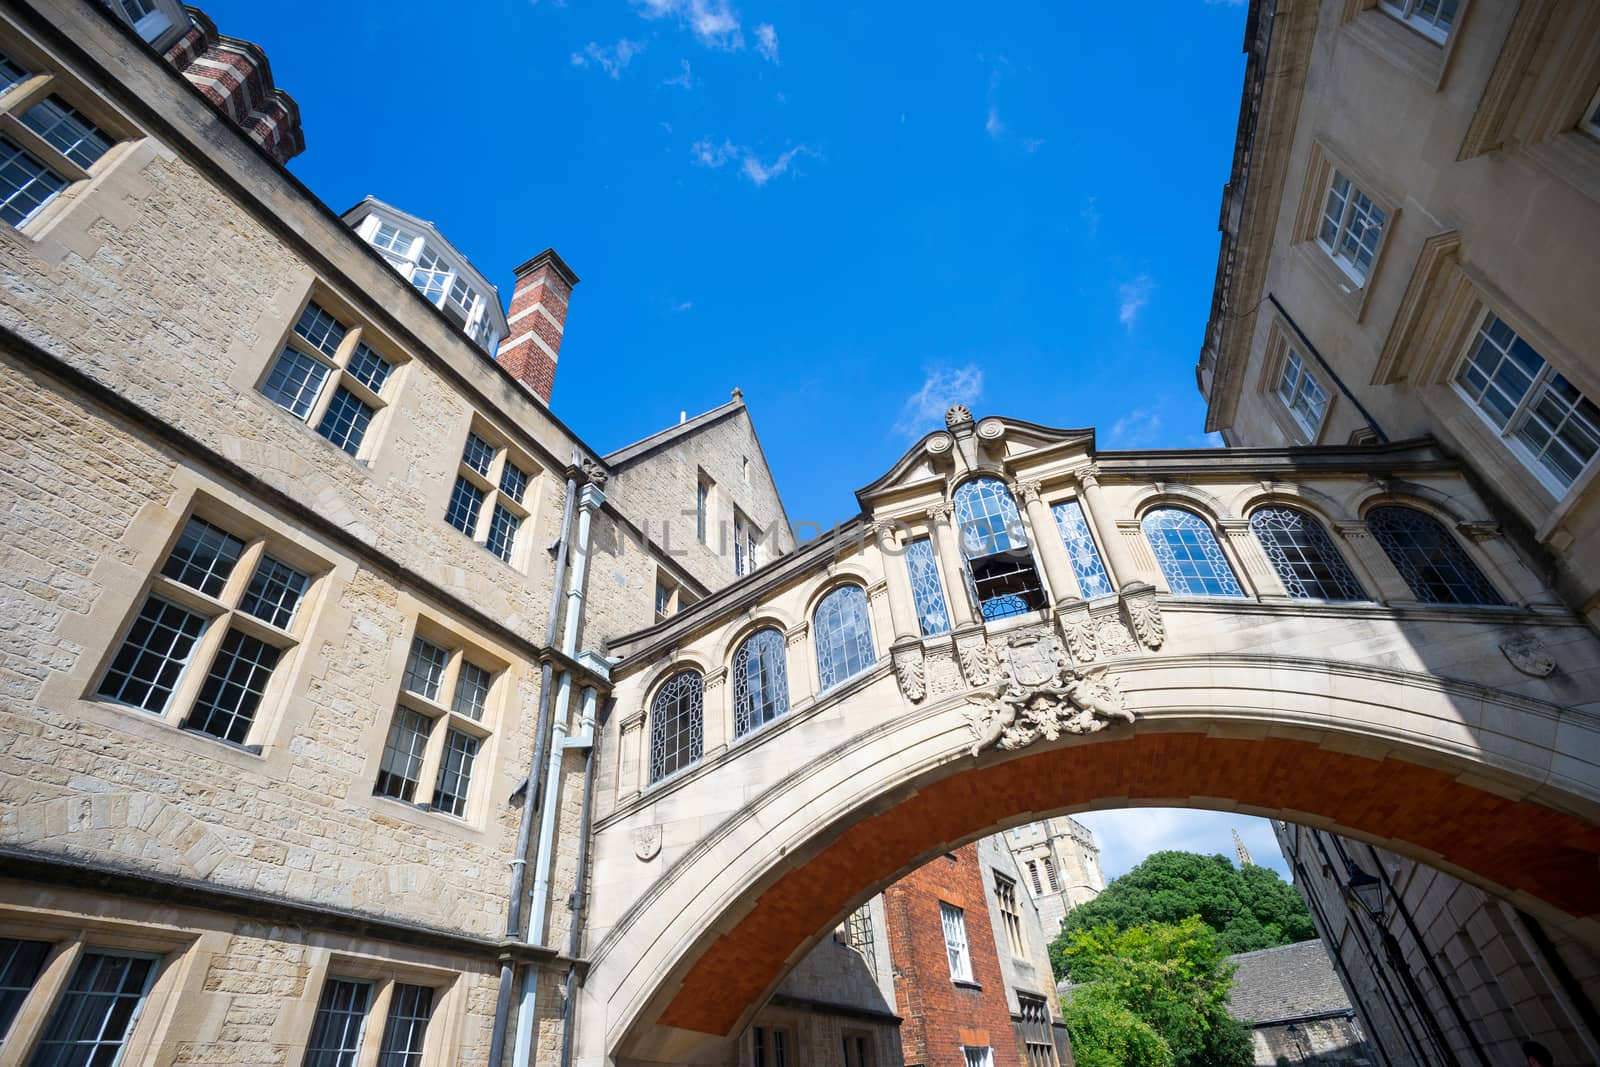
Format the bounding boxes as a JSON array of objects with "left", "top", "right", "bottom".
[
  {"left": 953, "top": 477, "right": 1027, "bottom": 557},
  {"left": 650, "top": 670, "right": 703, "bottom": 783},
  {"left": 905, "top": 538, "right": 951, "bottom": 636},
  {"left": 1249, "top": 507, "right": 1365, "bottom": 601},
  {"left": 1141, "top": 508, "right": 1245, "bottom": 598},
  {"left": 1051, "top": 500, "right": 1113, "bottom": 600},
  {"left": 1366, "top": 506, "right": 1502, "bottom": 606},
  {"left": 733, "top": 628, "right": 789, "bottom": 736},
  {"left": 815, "top": 585, "right": 875, "bottom": 692}
]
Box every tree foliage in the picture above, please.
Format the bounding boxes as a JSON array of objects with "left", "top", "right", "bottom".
[
  {"left": 1050, "top": 851, "right": 1314, "bottom": 975},
  {"left": 1059, "top": 917, "right": 1253, "bottom": 1067}
]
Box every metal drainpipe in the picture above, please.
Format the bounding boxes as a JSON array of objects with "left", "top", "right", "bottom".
[
  {"left": 559, "top": 686, "right": 601, "bottom": 1067},
  {"left": 488, "top": 460, "right": 579, "bottom": 1067},
  {"left": 513, "top": 478, "right": 604, "bottom": 1067}
]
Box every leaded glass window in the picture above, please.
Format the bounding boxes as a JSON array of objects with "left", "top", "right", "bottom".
[
  {"left": 733, "top": 628, "right": 788, "bottom": 737},
  {"left": 1249, "top": 507, "right": 1365, "bottom": 601},
  {"left": 462, "top": 432, "right": 496, "bottom": 477},
  {"left": 20, "top": 95, "right": 113, "bottom": 168},
  {"left": 846, "top": 904, "right": 876, "bottom": 977},
  {"left": 1366, "top": 506, "right": 1503, "bottom": 606},
  {"left": 240, "top": 555, "right": 310, "bottom": 629},
  {"left": 1141, "top": 508, "right": 1245, "bottom": 597},
  {"left": 315, "top": 387, "right": 375, "bottom": 456},
  {"left": 649, "top": 670, "right": 704, "bottom": 783},
  {"left": 376, "top": 983, "right": 434, "bottom": 1067},
  {"left": 161, "top": 516, "right": 245, "bottom": 596},
  {"left": 0, "top": 135, "right": 68, "bottom": 226},
  {"left": 814, "top": 585, "right": 875, "bottom": 692},
  {"left": 905, "top": 538, "right": 951, "bottom": 636},
  {"left": 445, "top": 477, "right": 485, "bottom": 536},
  {"left": 261, "top": 345, "right": 332, "bottom": 420},
  {"left": 374, "top": 706, "right": 431, "bottom": 801},
  {"left": 1277, "top": 350, "right": 1328, "bottom": 437},
  {"left": 402, "top": 637, "right": 449, "bottom": 701},
  {"left": 185, "top": 629, "right": 281, "bottom": 744},
  {"left": 30, "top": 950, "right": 159, "bottom": 1067},
  {"left": 954, "top": 478, "right": 1048, "bottom": 619},
  {"left": 486, "top": 504, "right": 520, "bottom": 562},
  {"left": 432, "top": 729, "right": 479, "bottom": 817},
  {"left": 452, "top": 660, "right": 493, "bottom": 721},
  {"left": 445, "top": 431, "right": 536, "bottom": 567},
  {"left": 0, "top": 50, "right": 28, "bottom": 94},
  {"left": 304, "top": 977, "right": 372, "bottom": 1067},
  {"left": 97, "top": 596, "right": 208, "bottom": 712},
  {"left": 1051, "top": 500, "right": 1113, "bottom": 599},
  {"left": 0, "top": 938, "right": 49, "bottom": 1042}
]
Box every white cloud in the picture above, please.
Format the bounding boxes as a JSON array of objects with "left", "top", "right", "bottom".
[
  {"left": 692, "top": 139, "right": 814, "bottom": 186},
  {"left": 985, "top": 106, "right": 1003, "bottom": 140},
  {"left": 754, "top": 22, "right": 779, "bottom": 63},
  {"left": 663, "top": 59, "right": 694, "bottom": 89},
  {"left": 672, "top": 300, "right": 693, "bottom": 313},
  {"left": 1109, "top": 407, "right": 1162, "bottom": 448},
  {"left": 634, "top": 0, "right": 744, "bottom": 50},
  {"left": 1118, "top": 272, "right": 1154, "bottom": 330},
  {"left": 1081, "top": 195, "right": 1101, "bottom": 238},
  {"left": 741, "top": 145, "right": 810, "bottom": 186},
  {"left": 894, "top": 364, "right": 984, "bottom": 438},
  {"left": 1072, "top": 809, "right": 1290, "bottom": 881},
  {"left": 690, "top": 138, "right": 738, "bottom": 167},
  {"left": 571, "top": 38, "right": 645, "bottom": 79}
]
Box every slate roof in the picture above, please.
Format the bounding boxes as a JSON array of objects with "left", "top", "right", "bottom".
[{"left": 1226, "top": 939, "right": 1353, "bottom": 1024}]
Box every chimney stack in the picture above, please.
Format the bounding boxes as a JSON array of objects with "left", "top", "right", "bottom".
[{"left": 498, "top": 249, "right": 580, "bottom": 404}]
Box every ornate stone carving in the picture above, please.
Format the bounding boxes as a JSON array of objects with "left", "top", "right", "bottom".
[
  {"left": 955, "top": 630, "right": 999, "bottom": 686},
  {"left": 1062, "top": 620, "right": 1098, "bottom": 663},
  {"left": 892, "top": 644, "right": 927, "bottom": 702},
  {"left": 963, "top": 629, "right": 1134, "bottom": 755},
  {"left": 1095, "top": 618, "right": 1137, "bottom": 657},
  {"left": 1456, "top": 520, "right": 1501, "bottom": 543},
  {"left": 785, "top": 623, "right": 809, "bottom": 649},
  {"left": 926, "top": 432, "right": 954, "bottom": 456},
  {"left": 632, "top": 825, "right": 662, "bottom": 861},
  {"left": 581, "top": 459, "right": 609, "bottom": 489},
  {"left": 945, "top": 404, "right": 974, "bottom": 429},
  {"left": 926, "top": 501, "right": 955, "bottom": 522},
  {"left": 976, "top": 417, "right": 1006, "bottom": 441},
  {"left": 924, "top": 652, "right": 965, "bottom": 697},
  {"left": 1123, "top": 589, "right": 1165, "bottom": 651},
  {"left": 1500, "top": 634, "right": 1555, "bottom": 678},
  {"left": 1076, "top": 464, "right": 1102, "bottom": 489},
  {"left": 704, "top": 666, "right": 728, "bottom": 693},
  {"left": 1009, "top": 479, "right": 1042, "bottom": 505}
]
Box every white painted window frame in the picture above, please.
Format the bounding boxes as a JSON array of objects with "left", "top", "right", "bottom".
[
  {"left": 1316, "top": 169, "right": 1387, "bottom": 286},
  {"left": 939, "top": 902, "right": 972, "bottom": 982},
  {"left": 1377, "top": 0, "right": 1456, "bottom": 44},
  {"left": 1276, "top": 349, "right": 1330, "bottom": 438}
]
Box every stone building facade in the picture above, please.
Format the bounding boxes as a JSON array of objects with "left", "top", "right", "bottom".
[
  {"left": 1226, "top": 939, "right": 1374, "bottom": 1066},
  {"left": 1001, "top": 818, "right": 1105, "bottom": 936},
  {"left": 1198, "top": 3, "right": 1600, "bottom": 1065}
]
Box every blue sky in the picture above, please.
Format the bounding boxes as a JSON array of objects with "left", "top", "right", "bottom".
[{"left": 204, "top": 0, "right": 1282, "bottom": 881}]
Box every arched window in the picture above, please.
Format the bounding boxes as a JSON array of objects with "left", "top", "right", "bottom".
[
  {"left": 1141, "top": 508, "right": 1245, "bottom": 597},
  {"left": 953, "top": 477, "right": 1048, "bottom": 620},
  {"left": 733, "top": 628, "right": 789, "bottom": 737},
  {"left": 1365, "top": 506, "right": 1503, "bottom": 606},
  {"left": 814, "top": 585, "right": 875, "bottom": 692},
  {"left": 1249, "top": 506, "right": 1365, "bottom": 601},
  {"left": 649, "top": 670, "right": 703, "bottom": 784}
]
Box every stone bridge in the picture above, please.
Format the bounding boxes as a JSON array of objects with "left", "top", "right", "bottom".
[{"left": 573, "top": 410, "right": 1600, "bottom": 1066}]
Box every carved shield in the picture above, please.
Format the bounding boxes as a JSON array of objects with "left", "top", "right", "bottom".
[{"left": 1005, "top": 632, "right": 1062, "bottom": 688}]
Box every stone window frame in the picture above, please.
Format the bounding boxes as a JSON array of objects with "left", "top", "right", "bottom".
[
  {"left": 101, "top": 0, "right": 192, "bottom": 53},
  {"left": 733, "top": 507, "right": 760, "bottom": 577},
  {"left": 293, "top": 951, "right": 465, "bottom": 1067},
  {"left": 751, "top": 1023, "right": 793, "bottom": 1067},
  {"left": 1255, "top": 318, "right": 1338, "bottom": 445},
  {"left": 87, "top": 499, "right": 331, "bottom": 756},
  {"left": 992, "top": 872, "right": 1026, "bottom": 960},
  {"left": 368, "top": 616, "right": 509, "bottom": 825},
  {"left": 1338, "top": 0, "right": 1470, "bottom": 89},
  {"left": 695, "top": 471, "right": 714, "bottom": 546},
  {"left": 841, "top": 1029, "right": 876, "bottom": 1067},
  {"left": 253, "top": 289, "right": 411, "bottom": 465},
  {"left": 441, "top": 418, "right": 541, "bottom": 570},
  {"left": 0, "top": 911, "right": 194, "bottom": 1066},
  {"left": 1290, "top": 141, "right": 1400, "bottom": 321},
  {"left": 647, "top": 666, "right": 706, "bottom": 786},
  {"left": 654, "top": 570, "right": 678, "bottom": 624},
  {"left": 0, "top": 30, "right": 142, "bottom": 238}
]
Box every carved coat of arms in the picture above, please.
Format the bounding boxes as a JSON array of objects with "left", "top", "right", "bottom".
[{"left": 962, "top": 629, "right": 1134, "bottom": 756}]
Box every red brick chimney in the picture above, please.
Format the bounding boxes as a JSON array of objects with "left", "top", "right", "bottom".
[{"left": 498, "top": 249, "right": 580, "bottom": 404}]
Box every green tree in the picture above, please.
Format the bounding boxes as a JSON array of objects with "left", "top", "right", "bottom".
[
  {"left": 1059, "top": 917, "right": 1253, "bottom": 1067},
  {"left": 1060, "top": 983, "right": 1173, "bottom": 1067},
  {"left": 1049, "top": 851, "right": 1313, "bottom": 974}
]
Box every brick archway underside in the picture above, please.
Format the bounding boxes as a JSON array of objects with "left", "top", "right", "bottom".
[{"left": 657, "top": 732, "right": 1600, "bottom": 1037}]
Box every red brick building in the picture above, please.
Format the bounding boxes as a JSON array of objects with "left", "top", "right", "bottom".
[{"left": 885, "top": 843, "right": 1045, "bottom": 1067}]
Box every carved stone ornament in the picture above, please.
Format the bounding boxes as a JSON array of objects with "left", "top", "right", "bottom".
[
  {"left": 926, "top": 432, "right": 954, "bottom": 456},
  {"left": 581, "top": 459, "right": 609, "bottom": 489},
  {"left": 1123, "top": 592, "right": 1165, "bottom": 651},
  {"left": 963, "top": 629, "right": 1134, "bottom": 756},
  {"left": 632, "top": 825, "right": 662, "bottom": 861},
  {"left": 892, "top": 644, "right": 927, "bottom": 703},
  {"left": 1095, "top": 618, "right": 1138, "bottom": 657},
  {"left": 945, "top": 404, "right": 974, "bottom": 429},
  {"left": 955, "top": 631, "right": 1000, "bottom": 687},
  {"left": 1499, "top": 634, "right": 1556, "bottom": 678},
  {"left": 1062, "top": 620, "right": 1097, "bottom": 664},
  {"left": 976, "top": 417, "right": 1006, "bottom": 441}
]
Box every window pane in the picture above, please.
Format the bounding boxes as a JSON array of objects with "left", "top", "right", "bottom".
[
  {"left": 402, "top": 637, "right": 449, "bottom": 701},
  {"left": 1141, "top": 508, "right": 1245, "bottom": 597},
  {"left": 240, "top": 555, "right": 311, "bottom": 629},
  {"left": 303, "top": 977, "right": 372, "bottom": 1067},
  {"left": 486, "top": 504, "right": 520, "bottom": 562},
  {"left": 499, "top": 461, "right": 530, "bottom": 504},
  {"left": 452, "top": 660, "right": 493, "bottom": 721},
  {"left": 814, "top": 586, "right": 876, "bottom": 692},
  {"left": 461, "top": 432, "right": 496, "bottom": 477},
  {"left": 371, "top": 223, "right": 418, "bottom": 259},
  {"left": 733, "top": 628, "right": 789, "bottom": 737},
  {"left": 315, "top": 388, "right": 375, "bottom": 456},
  {"left": 376, "top": 983, "right": 434, "bottom": 1067},
  {"left": 0, "top": 938, "right": 50, "bottom": 1043},
  {"left": 261, "top": 346, "right": 332, "bottom": 421},
  {"left": 411, "top": 263, "right": 448, "bottom": 302},
  {"left": 1512, "top": 373, "right": 1600, "bottom": 489},
  {"left": 954, "top": 477, "right": 1028, "bottom": 556},
  {"left": 1051, "top": 500, "right": 1113, "bottom": 599},
  {"left": 1366, "top": 506, "right": 1502, "bottom": 606},
  {"left": 20, "top": 95, "right": 113, "bottom": 168},
  {"left": 293, "top": 302, "right": 347, "bottom": 359},
  {"left": 940, "top": 903, "right": 970, "bottom": 981},
  {"left": 905, "top": 537, "right": 952, "bottom": 636},
  {"left": 649, "top": 670, "right": 704, "bottom": 783},
  {"left": 1250, "top": 507, "right": 1365, "bottom": 601},
  {"left": 98, "top": 596, "right": 208, "bottom": 712},
  {"left": 345, "top": 342, "right": 394, "bottom": 394},
  {"left": 444, "top": 476, "right": 485, "bottom": 537},
  {"left": 161, "top": 517, "right": 245, "bottom": 597},
  {"left": 0, "top": 49, "right": 28, "bottom": 94},
  {"left": 374, "top": 706, "right": 432, "bottom": 801},
  {"left": 432, "top": 729, "right": 479, "bottom": 817},
  {"left": 0, "top": 135, "right": 68, "bottom": 227},
  {"left": 29, "top": 951, "right": 157, "bottom": 1067},
  {"left": 185, "top": 629, "right": 281, "bottom": 744}
]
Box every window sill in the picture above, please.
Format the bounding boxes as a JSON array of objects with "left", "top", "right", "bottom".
[
  {"left": 1294, "top": 241, "right": 1379, "bottom": 323},
  {"left": 1342, "top": 7, "right": 1451, "bottom": 89},
  {"left": 1522, "top": 130, "right": 1600, "bottom": 208},
  {"left": 953, "top": 979, "right": 984, "bottom": 991}
]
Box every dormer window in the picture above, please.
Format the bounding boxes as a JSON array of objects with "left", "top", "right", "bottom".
[{"left": 953, "top": 477, "right": 1048, "bottom": 621}]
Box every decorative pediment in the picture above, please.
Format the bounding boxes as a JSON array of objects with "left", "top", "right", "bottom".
[{"left": 855, "top": 413, "right": 1095, "bottom": 507}]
